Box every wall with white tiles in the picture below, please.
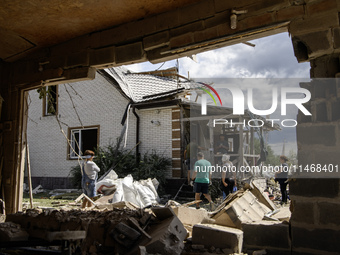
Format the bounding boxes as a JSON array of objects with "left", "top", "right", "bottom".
[{"left": 27, "top": 72, "right": 175, "bottom": 187}]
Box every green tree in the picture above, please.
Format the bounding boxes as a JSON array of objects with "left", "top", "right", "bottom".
[{"left": 69, "top": 143, "right": 171, "bottom": 195}]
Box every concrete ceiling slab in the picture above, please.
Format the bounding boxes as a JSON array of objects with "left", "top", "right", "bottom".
[{"left": 0, "top": 0, "right": 200, "bottom": 61}]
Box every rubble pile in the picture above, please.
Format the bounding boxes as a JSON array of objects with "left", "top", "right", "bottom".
[
  {"left": 2, "top": 206, "right": 187, "bottom": 254},
  {"left": 1, "top": 178, "right": 292, "bottom": 254}
]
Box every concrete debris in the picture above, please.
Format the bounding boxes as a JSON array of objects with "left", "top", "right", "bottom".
[
  {"left": 32, "top": 184, "right": 44, "bottom": 194},
  {"left": 271, "top": 206, "right": 291, "bottom": 221},
  {"left": 0, "top": 222, "right": 29, "bottom": 242},
  {"left": 249, "top": 181, "right": 276, "bottom": 211},
  {"left": 5, "top": 206, "right": 186, "bottom": 255},
  {"left": 252, "top": 249, "right": 267, "bottom": 255},
  {"left": 4, "top": 177, "right": 291, "bottom": 254},
  {"left": 211, "top": 190, "right": 271, "bottom": 229},
  {"left": 192, "top": 224, "right": 243, "bottom": 253},
  {"left": 242, "top": 220, "right": 291, "bottom": 254}
]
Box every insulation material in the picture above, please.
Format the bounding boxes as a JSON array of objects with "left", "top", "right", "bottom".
[{"left": 111, "top": 174, "right": 160, "bottom": 208}]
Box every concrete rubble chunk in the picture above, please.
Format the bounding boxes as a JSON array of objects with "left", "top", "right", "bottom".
[
  {"left": 250, "top": 180, "right": 276, "bottom": 211},
  {"left": 242, "top": 220, "right": 291, "bottom": 253},
  {"left": 192, "top": 223, "right": 243, "bottom": 253},
  {"left": 139, "top": 207, "right": 187, "bottom": 255},
  {"left": 211, "top": 190, "right": 271, "bottom": 229},
  {"left": 0, "top": 222, "right": 29, "bottom": 242},
  {"left": 172, "top": 205, "right": 209, "bottom": 225}
]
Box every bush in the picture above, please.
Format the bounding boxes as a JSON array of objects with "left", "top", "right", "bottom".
[{"left": 69, "top": 144, "right": 171, "bottom": 195}]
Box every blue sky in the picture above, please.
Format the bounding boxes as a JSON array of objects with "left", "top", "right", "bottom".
[{"left": 126, "top": 32, "right": 311, "bottom": 155}]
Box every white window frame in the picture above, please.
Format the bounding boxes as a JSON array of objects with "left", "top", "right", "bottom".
[{"left": 68, "top": 126, "right": 99, "bottom": 159}]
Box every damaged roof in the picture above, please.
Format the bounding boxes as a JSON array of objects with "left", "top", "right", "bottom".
[{"left": 103, "top": 67, "right": 193, "bottom": 103}]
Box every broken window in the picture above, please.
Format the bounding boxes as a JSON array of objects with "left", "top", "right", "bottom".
[
  {"left": 68, "top": 126, "right": 99, "bottom": 159},
  {"left": 42, "top": 85, "right": 58, "bottom": 116}
]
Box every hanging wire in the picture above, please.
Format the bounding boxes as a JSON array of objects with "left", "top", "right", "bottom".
[{"left": 155, "top": 62, "right": 166, "bottom": 71}]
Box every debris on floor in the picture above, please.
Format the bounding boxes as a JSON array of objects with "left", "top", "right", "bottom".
[
  {"left": 0, "top": 222, "right": 29, "bottom": 242},
  {"left": 3, "top": 177, "right": 291, "bottom": 254},
  {"left": 3, "top": 206, "right": 187, "bottom": 254},
  {"left": 32, "top": 184, "right": 44, "bottom": 194}
]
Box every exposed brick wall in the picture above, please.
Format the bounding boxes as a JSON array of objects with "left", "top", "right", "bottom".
[{"left": 290, "top": 54, "right": 340, "bottom": 254}]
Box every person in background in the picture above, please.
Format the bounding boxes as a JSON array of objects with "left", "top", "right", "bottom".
[
  {"left": 220, "top": 154, "right": 236, "bottom": 199},
  {"left": 275, "top": 155, "right": 289, "bottom": 205},
  {"left": 191, "top": 152, "right": 214, "bottom": 210},
  {"left": 81, "top": 150, "right": 100, "bottom": 208},
  {"left": 184, "top": 138, "right": 205, "bottom": 185},
  {"left": 216, "top": 134, "right": 229, "bottom": 154}
]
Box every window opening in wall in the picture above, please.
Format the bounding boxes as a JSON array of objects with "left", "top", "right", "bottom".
[
  {"left": 69, "top": 126, "right": 99, "bottom": 159},
  {"left": 43, "top": 85, "right": 58, "bottom": 116}
]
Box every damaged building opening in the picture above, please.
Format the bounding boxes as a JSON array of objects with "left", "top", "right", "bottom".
[
  {"left": 3, "top": 32, "right": 303, "bottom": 254},
  {"left": 1, "top": 0, "right": 340, "bottom": 254}
]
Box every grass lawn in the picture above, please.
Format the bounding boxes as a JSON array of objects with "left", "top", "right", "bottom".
[{"left": 22, "top": 191, "right": 81, "bottom": 210}]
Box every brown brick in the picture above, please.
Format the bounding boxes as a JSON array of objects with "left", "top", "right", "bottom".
[
  {"left": 290, "top": 179, "right": 340, "bottom": 198},
  {"left": 172, "top": 121, "right": 180, "bottom": 129},
  {"left": 66, "top": 51, "right": 89, "bottom": 68},
  {"left": 245, "top": 0, "right": 290, "bottom": 14},
  {"left": 143, "top": 31, "right": 170, "bottom": 51},
  {"left": 307, "top": 0, "right": 337, "bottom": 16},
  {"left": 172, "top": 160, "right": 181, "bottom": 168},
  {"left": 169, "top": 33, "right": 195, "bottom": 49},
  {"left": 194, "top": 26, "right": 219, "bottom": 43},
  {"left": 156, "top": 9, "right": 180, "bottom": 31},
  {"left": 242, "top": 221, "right": 291, "bottom": 250},
  {"left": 318, "top": 202, "right": 340, "bottom": 225},
  {"left": 331, "top": 99, "right": 340, "bottom": 120},
  {"left": 291, "top": 227, "right": 340, "bottom": 252},
  {"left": 333, "top": 27, "right": 340, "bottom": 49},
  {"left": 276, "top": 5, "right": 305, "bottom": 21},
  {"left": 172, "top": 140, "right": 181, "bottom": 148},
  {"left": 90, "top": 25, "right": 128, "bottom": 48},
  {"left": 146, "top": 45, "right": 175, "bottom": 64},
  {"left": 204, "top": 11, "right": 229, "bottom": 29},
  {"left": 115, "top": 42, "right": 146, "bottom": 65},
  {"left": 296, "top": 124, "right": 336, "bottom": 146},
  {"left": 90, "top": 46, "right": 115, "bottom": 67},
  {"left": 51, "top": 34, "right": 90, "bottom": 56},
  {"left": 238, "top": 13, "right": 275, "bottom": 31},
  {"left": 127, "top": 16, "right": 158, "bottom": 39},
  {"left": 216, "top": 23, "right": 234, "bottom": 37},
  {"left": 179, "top": 1, "right": 215, "bottom": 25},
  {"left": 290, "top": 11, "right": 339, "bottom": 36},
  {"left": 315, "top": 101, "right": 328, "bottom": 122},
  {"left": 170, "top": 21, "right": 204, "bottom": 37},
  {"left": 297, "top": 30, "right": 332, "bottom": 59},
  {"left": 172, "top": 130, "right": 181, "bottom": 139},
  {"left": 172, "top": 111, "right": 180, "bottom": 119},
  {"left": 172, "top": 150, "right": 181, "bottom": 158},
  {"left": 290, "top": 201, "right": 315, "bottom": 224},
  {"left": 172, "top": 169, "right": 181, "bottom": 178},
  {"left": 214, "top": 0, "right": 258, "bottom": 12},
  {"left": 310, "top": 55, "right": 340, "bottom": 78}
]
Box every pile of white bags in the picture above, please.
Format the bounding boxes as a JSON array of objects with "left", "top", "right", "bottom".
[{"left": 96, "top": 170, "right": 160, "bottom": 208}]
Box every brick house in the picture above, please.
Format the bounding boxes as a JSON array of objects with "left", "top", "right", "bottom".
[{"left": 27, "top": 67, "right": 192, "bottom": 189}]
